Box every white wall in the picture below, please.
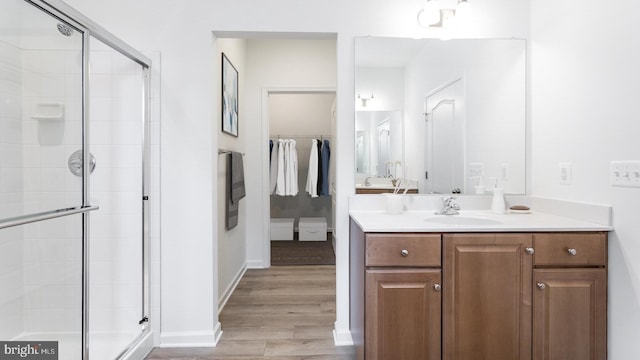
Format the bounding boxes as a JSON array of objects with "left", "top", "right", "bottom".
[
  {"left": 355, "top": 68, "right": 404, "bottom": 112},
  {"left": 216, "top": 38, "right": 248, "bottom": 311},
  {"left": 64, "top": 0, "right": 531, "bottom": 348},
  {"left": 531, "top": 0, "right": 640, "bottom": 358}
]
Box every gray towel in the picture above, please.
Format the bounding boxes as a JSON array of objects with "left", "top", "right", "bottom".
[
  {"left": 230, "top": 151, "right": 246, "bottom": 203},
  {"left": 226, "top": 151, "right": 245, "bottom": 230}
]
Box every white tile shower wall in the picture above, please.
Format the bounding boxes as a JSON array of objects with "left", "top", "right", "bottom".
[
  {"left": 88, "top": 49, "right": 144, "bottom": 336},
  {"left": 20, "top": 48, "right": 84, "bottom": 334},
  {"left": 0, "top": 39, "right": 24, "bottom": 340},
  {"left": 21, "top": 215, "right": 83, "bottom": 333},
  {"left": 21, "top": 48, "right": 83, "bottom": 216}
]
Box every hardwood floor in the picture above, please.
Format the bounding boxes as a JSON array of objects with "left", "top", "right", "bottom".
[{"left": 145, "top": 265, "right": 355, "bottom": 360}]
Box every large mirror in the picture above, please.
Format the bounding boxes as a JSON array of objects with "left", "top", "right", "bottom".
[{"left": 355, "top": 37, "right": 526, "bottom": 195}]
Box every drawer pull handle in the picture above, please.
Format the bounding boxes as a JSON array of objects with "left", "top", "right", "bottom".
[
  {"left": 525, "top": 247, "right": 535, "bottom": 255},
  {"left": 537, "top": 282, "right": 546, "bottom": 290},
  {"left": 568, "top": 248, "right": 577, "bottom": 256},
  {"left": 433, "top": 284, "right": 442, "bottom": 291},
  {"left": 400, "top": 249, "right": 409, "bottom": 257}
]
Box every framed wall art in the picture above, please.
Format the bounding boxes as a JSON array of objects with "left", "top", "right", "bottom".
[{"left": 221, "top": 53, "right": 239, "bottom": 137}]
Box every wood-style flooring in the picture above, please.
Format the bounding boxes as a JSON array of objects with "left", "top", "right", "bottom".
[{"left": 145, "top": 265, "right": 355, "bottom": 360}]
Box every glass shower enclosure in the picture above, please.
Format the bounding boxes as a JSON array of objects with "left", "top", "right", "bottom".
[{"left": 0, "top": 0, "right": 152, "bottom": 359}]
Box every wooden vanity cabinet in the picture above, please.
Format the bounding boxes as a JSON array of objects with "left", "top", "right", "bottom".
[
  {"left": 350, "top": 221, "right": 608, "bottom": 360},
  {"left": 532, "top": 233, "right": 607, "bottom": 360},
  {"left": 443, "top": 233, "right": 533, "bottom": 360},
  {"left": 366, "top": 269, "right": 441, "bottom": 360},
  {"left": 350, "top": 220, "right": 442, "bottom": 360}
]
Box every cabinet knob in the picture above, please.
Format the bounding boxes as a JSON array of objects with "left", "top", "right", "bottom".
[
  {"left": 525, "top": 247, "right": 535, "bottom": 255},
  {"left": 400, "top": 249, "right": 409, "bottom": 257},
  {"left": 567, "top": 248, "right": 577, "bottom": 256},
  {"left": 537, "top": 282, "right": 546, "bottom": 290},
  {"left": 433, "top": 284, "right": 441, "bottom": 291}
]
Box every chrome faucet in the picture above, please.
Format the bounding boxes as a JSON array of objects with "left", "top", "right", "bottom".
[{"left": 435, "top": 196, "right": 460, "bottom": 215}]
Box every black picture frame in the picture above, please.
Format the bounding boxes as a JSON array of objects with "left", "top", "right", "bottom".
[{"left": 221, "top": 53, "right": 239, "bottom": 137}]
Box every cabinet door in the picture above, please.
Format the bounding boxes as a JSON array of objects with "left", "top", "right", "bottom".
[
  {"left": 443, "top": 233, "right": 533, "bottom": 360},
  {"left": 533, "top": 269, "right": 607, "bottom": 360},
  {"left": 366, "top": 269, "right": 441, "bottom": 360}
]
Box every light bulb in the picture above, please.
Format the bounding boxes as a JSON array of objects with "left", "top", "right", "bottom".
[{"left": 418, "top": 0, "right": 441, "bottom": 27}]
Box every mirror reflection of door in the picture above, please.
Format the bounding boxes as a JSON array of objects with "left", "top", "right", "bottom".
[
  {"left": 376, "top": 121, "right": 391, "bottom": 177},
  {"left": 356, "top": 130, "right": 369, "bottom": 174},
  {"left": 425, "top": 78, "right": 465, "bottom": 194}
]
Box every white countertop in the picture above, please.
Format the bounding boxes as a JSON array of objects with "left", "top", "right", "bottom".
[{"left": 349, "top": 210, "right": 613, "bottom": 233}]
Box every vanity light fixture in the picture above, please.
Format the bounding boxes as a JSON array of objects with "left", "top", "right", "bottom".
[
  {"left": 417, "top": 0, "right": 471, "bottom": 28},
  {"left": 418, "top": 0, "right": 441, "bottom": 26},
  {"left": 358, "top": 93, "right": 374, "bottom": 107}
]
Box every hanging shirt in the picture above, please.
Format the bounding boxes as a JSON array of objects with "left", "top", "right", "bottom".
[
  {"left": 306, "top": 139, "right": 319, "bottom": 198},
  {"left": 275, "top": 139, "right": 286, "bottom": 196},
  {"left": 321, "top": 139, "right": 331, "bottom": 196},
  {"left": 270, "top": 139, "right": 278, "bottom": 194},
  {"left": 287, "top": 139, "right": 299, "bottom": 196}
]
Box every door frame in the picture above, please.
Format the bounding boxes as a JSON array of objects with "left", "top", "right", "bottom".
[{"left": 260, "top": 87, "right": 336, "bottom": 268}]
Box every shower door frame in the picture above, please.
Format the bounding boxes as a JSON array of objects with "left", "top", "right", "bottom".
[{"left": 5, "top": 1, "right": 153, "bottom": 359}]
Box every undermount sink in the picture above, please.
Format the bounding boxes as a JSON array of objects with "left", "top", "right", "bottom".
[{"left": 424, "top": 215, "right": 503, "bottom": 226}]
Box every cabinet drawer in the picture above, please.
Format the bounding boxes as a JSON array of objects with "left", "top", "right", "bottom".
[
  {"left": 366, "top": 234, "right": 441, "bottom": 267},
  {"left": 534, "top": 233, "right": 606, "bottom": 266}
]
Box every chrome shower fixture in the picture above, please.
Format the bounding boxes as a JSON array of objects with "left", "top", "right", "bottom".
[
  {"left": 56, "top": 23, "right": 74, "bottom": 36},
  {"left": 68, "top": 150, "right": 96, "bottom": 176}
]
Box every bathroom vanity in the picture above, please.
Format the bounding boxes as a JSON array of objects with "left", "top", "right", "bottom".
[{"left": 349, "top": 208, "right": 611, "bottom": 360}]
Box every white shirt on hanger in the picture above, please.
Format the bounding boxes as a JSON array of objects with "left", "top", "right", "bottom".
[{"left": 306, "top": 139, "right": 319, "bottom": 197}]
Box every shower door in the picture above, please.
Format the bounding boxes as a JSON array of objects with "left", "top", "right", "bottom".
[
  {"left": 0, "top": 1, "right": 152, "bottom": 359},
  {"left": 87, "top": 35, "right": 149, "bottom": 360},
  {"left": 0, "top": 1, "right": 89, "bottom": 359}
]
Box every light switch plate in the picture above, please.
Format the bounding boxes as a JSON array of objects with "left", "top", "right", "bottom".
[
  {"left": 501, "top": 163, "right": 509, "bottom": 181},
  {"left": 468, "top": 163, "right": 484, "bottom": 178},
  {"left": 559, "top": 162, "right": 572, "bottom": 185},
  {"left": 611, "top": 161, "right": 640, "bottom": 187}
]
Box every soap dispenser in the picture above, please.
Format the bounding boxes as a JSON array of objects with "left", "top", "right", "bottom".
[{"left": 490, "top": 178, "right": 505, "bottom": 214}]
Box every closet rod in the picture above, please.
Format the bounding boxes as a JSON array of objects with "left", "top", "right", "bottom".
[
  {"left": 218, "top": 148, "right": 245, "bottom": 156},
  {"left": 271, "top": 135, "right": 332, "bottom": 139}
]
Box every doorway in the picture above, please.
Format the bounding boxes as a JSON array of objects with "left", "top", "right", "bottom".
[{"left": 267, "top": 91, "right": 336, "bottom": 266}]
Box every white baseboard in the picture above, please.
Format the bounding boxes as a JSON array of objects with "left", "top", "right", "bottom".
[
  {"left": 247, "top": 259, "right": 267, "bottom": 269},
  {"left": 219, "top": 263, "right": 247, "bottom": 314},
  {"left": 333, "top": 327, "right": 354, "bottom": 346},
  {"left": 121, "top": 331, "right": 154, "bottom": 360},
  {"left": 160, "top": 326, "right": 222, "bottom": 348}
]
